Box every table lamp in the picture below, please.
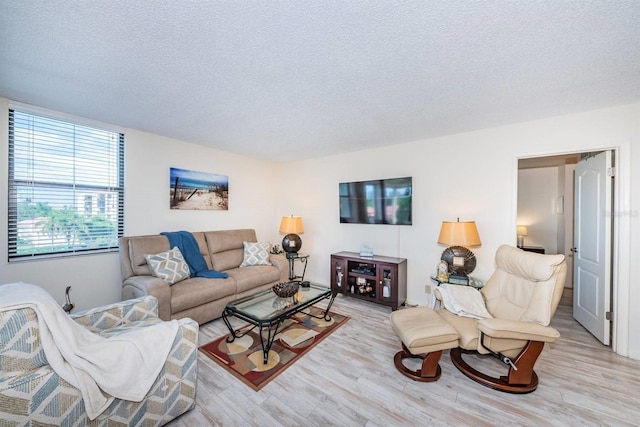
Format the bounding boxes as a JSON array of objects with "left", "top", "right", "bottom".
[
  {"left": 437, "top": 219, "right": 481, "bottom": 280},
  {"left": 516, "top": 225, "right": 528, "bottom": 248},
  {"left": 279, "top": 215, "right": 304, "bottom": 258}
]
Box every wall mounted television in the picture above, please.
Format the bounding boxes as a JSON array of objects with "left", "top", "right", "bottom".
[{"left": 339, "top": 177, "right": 412, "bottom": 225}]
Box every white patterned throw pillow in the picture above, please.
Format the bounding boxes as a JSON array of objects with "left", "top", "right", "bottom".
[
  {"left": 240, "top": 241, "right": 272, "bottom": 267},
  {"left": 145, "top": 246, "right": 190, "bottom": 285}
]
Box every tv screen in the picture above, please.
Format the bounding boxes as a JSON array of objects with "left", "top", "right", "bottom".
[{"left": 339, "top": 177, "right": 412, "bottom": 225}]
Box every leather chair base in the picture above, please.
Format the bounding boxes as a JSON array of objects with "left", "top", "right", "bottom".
[
  {"left": 393, "top": 344, "right": 442, "bottom": 382},
  {"left": 450, "top": 347, "right": 540, "bottom": 394}
]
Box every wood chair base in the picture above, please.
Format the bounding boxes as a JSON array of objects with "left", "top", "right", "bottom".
[
  {"left": 450, "top": 346, "right": 540, "bottom": 394},
  {"left": 393, "top": 344, "right": 442, "bottom": 382}
]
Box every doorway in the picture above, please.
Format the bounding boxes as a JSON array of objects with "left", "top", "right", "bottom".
[{"left": 516, "top": 151, "right": 613, "bottom": 346}]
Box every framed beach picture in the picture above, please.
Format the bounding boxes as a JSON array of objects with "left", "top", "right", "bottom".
[{"left": 170, "top": 167, "right": 229, "bottom": 210}]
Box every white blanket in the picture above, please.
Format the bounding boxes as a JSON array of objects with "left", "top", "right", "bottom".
[
  {"left": 438, "top": 284, "right": 493, "bottom": 319},
  {"left": 0, "top": 282, "right": 179, "bottom": 420}
]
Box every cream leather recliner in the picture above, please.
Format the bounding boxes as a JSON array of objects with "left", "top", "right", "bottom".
[{"left": 437, "top": 244, "right": 567, "bottom": 393}]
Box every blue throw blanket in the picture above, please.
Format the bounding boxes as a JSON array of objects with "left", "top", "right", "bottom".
[{"left": 161, "top": 231, "right": 228, "bottom": 279}]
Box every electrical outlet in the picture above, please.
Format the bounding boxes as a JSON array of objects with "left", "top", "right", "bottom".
[{"left": 424, "top": 284, "right": 432, "bottom": 293}]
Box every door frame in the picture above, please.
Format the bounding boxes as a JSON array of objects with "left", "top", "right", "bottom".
[{"left": 513, "top": 142, "right": 631, "bottom": 357}]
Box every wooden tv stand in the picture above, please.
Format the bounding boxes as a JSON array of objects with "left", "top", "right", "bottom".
[{"left": 330, "top": 251, "right": 407, "bottom": 310}]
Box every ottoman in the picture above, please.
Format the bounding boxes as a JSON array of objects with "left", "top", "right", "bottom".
[{"left": 390, "top": 307, "right": 459, "bottom": 381}]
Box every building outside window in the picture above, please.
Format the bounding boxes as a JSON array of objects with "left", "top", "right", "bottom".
[
  {"left": 8, "top": 106, "right": 125, "bottom": 260},
  {"left": 84, "top": 195, "right": 93, "bottom": 215},
  {"left": 98, "top": 194, "right": 106, "bottom": 215}
]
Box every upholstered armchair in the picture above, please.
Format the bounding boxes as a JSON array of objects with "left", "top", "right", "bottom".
[
  {"left": 438, "top": 245, "right": 566, "bottom": 393},
  {"left": 0, "top": 295, "right": 198, "bottom": 425}
]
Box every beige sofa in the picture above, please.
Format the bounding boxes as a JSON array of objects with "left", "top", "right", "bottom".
[{"left": 119, "top": 229, "right": 288, "bottom": 324}]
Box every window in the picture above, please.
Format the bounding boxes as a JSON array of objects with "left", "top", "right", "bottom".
[{"left": 8, "top": 108, "right": 124, "bottom": 260}]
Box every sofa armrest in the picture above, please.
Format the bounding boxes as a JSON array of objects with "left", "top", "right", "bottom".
[
  {"left": 269, "top": 254, "right": 289, "bottom": 283},
  {"left": 0, "top": 307, "right": 48, "bottom": 378},
  {"left": 122, "top": 276, "right": 172, "bottom": 321},
  {"left": 71, "top": 296, "right": 159, "bottom": 332},
  {"left": 477, "top": 318, "right": 560, "bottom": 343}
]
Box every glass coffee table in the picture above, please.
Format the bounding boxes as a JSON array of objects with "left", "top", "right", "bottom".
[{"left": 222, "top": 282, "right": 336, "bottom": 364}]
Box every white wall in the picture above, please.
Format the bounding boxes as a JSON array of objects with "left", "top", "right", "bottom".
[
  {"left": 0, "top": 97, "right": 284, "bottom": 310},
  {"left": 517, "top": 166, "right": 560, "bottom": 254},
  {"left": 123, "top": 128, "right": 284, "bottom": 239},
  {"left": 556, "top": 164, "right": 566, "bottom": 255},
  {"left": 517, "top": 163, "right": 575, "bottom": 287}
]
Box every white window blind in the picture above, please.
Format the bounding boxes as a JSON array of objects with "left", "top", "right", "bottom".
[{"left": 8, "top": 109, "right": 124, "bottom": 260}]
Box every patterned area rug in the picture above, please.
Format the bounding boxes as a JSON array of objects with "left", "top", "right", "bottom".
[{"left": 199, "top": 306, "right": 349, "bottom": 391}]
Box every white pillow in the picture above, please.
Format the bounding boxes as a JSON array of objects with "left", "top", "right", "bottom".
[
  {"left": 145, "top": 246, "right": 190, "bottom": 285},
  {"left": 240, "top": 241, "right": 272, "bottom": 267}
]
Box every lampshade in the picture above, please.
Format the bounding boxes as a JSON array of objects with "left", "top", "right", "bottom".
[
  {"left": 280, "top": 215, "right": 304, "bottom": 257},
  {"left": 516, "top": 226, "right": 528, "bottom": 236},
  {"left": 437, "top": 220, "right": 481, "bottom": 247},
  {"left": 279, "top": 216, "right": 304, "bottom": 234}
]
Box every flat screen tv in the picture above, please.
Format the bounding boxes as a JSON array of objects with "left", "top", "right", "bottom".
[{"left": 339, "top": 177, "right": 412, "bottom": 225}]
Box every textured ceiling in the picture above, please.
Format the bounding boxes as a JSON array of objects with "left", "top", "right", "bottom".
[{"left": 1, "top": 1, "right": 639, "bottom": 162}]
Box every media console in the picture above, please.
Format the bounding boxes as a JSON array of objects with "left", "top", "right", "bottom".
[{"left": 330, "top": 251, "right": 407, "bottom": 310}]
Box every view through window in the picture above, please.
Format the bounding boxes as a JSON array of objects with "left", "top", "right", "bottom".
[{"left": 8, "top": 108, "right": 124, "bottom": 260}]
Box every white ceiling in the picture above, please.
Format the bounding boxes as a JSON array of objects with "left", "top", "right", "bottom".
[{"left": 1, "top": 1, "right": 639, "bottom": 162}]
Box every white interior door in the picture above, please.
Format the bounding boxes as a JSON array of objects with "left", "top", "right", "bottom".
[{"left": 573, "top": 151, "right": 612, "bottom": 345}]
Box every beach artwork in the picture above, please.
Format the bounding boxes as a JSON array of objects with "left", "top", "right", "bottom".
[{"left": 170, "top": 167, "right": 229, "bottom": 210}]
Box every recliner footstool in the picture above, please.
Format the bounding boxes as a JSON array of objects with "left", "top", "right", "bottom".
[{"left": 390, "top": 306, "right": 459, "bottom": 381}]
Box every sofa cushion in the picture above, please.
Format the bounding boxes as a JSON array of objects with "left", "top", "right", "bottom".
[
  {"left": 226, "top": 266, "right": 281, "bottom": 294},
  {"left": 240, "top": 241, "right": 272, "bottom": 267},
  {"left": 129, "top": 235, "right": 171, "bottom": 276},
  {"left": 145, "top": 247, "right": 190, "bottom": 285},
  {"left": 128, "top": 233, "right": 213, "bottom": 278},
  {"left": 183, "top": 232, "right": 213, "bottom": 269},
  {"left": 170, "top": 277, "right": 237, "bottom": 313},
  {"left": 205, "top": 229, "right": 257, "bottom": 271}
]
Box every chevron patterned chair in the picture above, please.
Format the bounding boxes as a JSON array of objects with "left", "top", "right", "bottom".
[{"left": 0, "top": 295, "right": 198, "bottom": 425}]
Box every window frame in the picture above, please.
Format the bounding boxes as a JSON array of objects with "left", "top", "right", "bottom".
[{"left": 7, "top": 103, "right": 125, "bottom": 261}]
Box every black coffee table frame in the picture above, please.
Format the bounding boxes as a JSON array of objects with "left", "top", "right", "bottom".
[{"left": 222, "top": 283, "right": 337, "bottom": 364}]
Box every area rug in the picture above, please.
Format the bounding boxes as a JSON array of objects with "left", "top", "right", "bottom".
[{"left": 199, "top": 306, "right": 349, "bottom": 391}]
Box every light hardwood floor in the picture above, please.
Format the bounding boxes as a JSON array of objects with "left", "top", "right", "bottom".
[{"left": 169, "top": 289, "right": 640, "bottom": 426}]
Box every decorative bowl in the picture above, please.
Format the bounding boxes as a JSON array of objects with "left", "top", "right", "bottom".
[{"left": 272, "top": 281, "right": 299, "bottom": 298}]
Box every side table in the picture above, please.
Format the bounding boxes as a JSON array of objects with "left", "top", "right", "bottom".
[
  {"left": 286, "top": 253, "right": 309, "bottom": 284},
  {"left": 430, "top": 275, "right": 484, "bottom": 289},
  {"left": 520, "top": 246, "right": 545, "bottom": 254}
]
